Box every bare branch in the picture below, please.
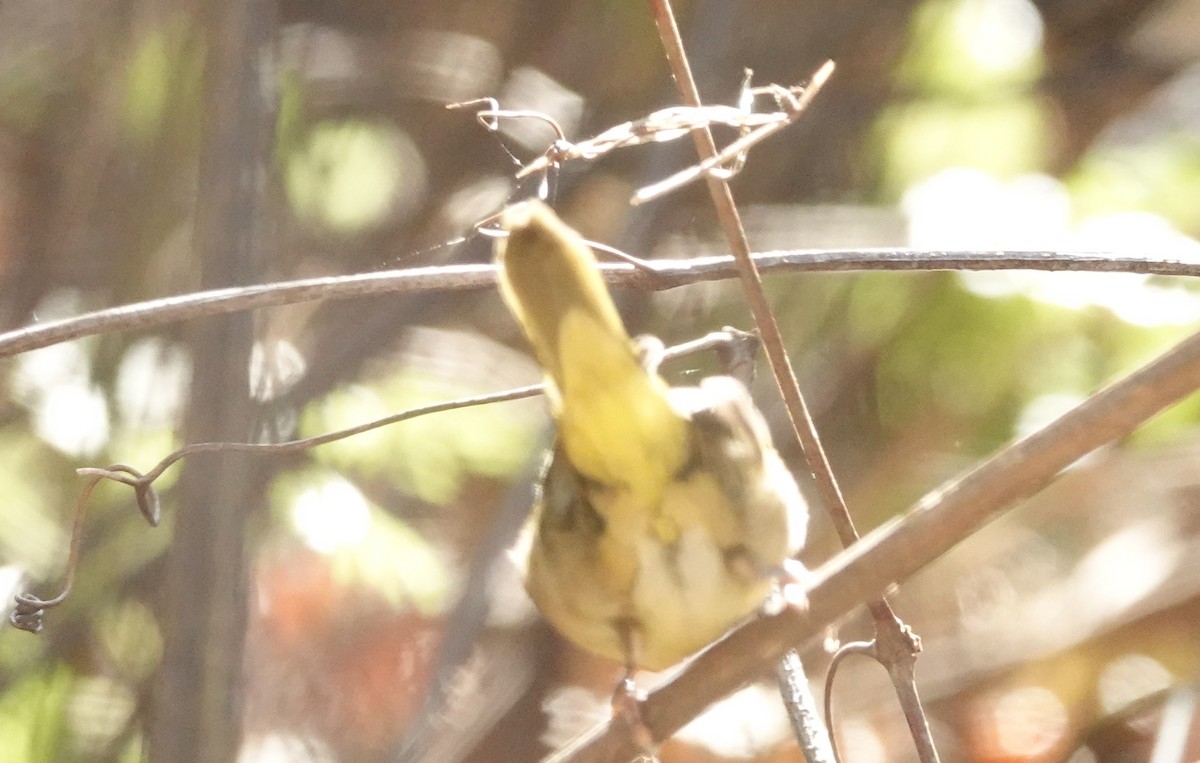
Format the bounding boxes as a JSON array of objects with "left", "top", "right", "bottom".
[{"left": 1, "top": 249, "right": 1192, "bottom": 359}]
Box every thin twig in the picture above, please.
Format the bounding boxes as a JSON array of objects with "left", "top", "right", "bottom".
[
  {"left": 643, "top": 2, "right": 861, "bottom": 761},
  {"left": 77, "top": 331, "right": 741, "bottom": 488},
  {"left": 136, "top": 384, "right": 546, "bottom": 485},
  {"left": 451, "top": 69, "right": 831, "bottom": 196},
  {"left": 1, "top": 249, "right": 1191, "bottom": 359},
  {"left": 544, "top": 299, "right": 1200, "bottom": 763},
  {"left": 632, "top": 61, "right": 834, "bottom": 204},
  {"left": 644, "top": 1, "right": 941, "bottom": 759}
]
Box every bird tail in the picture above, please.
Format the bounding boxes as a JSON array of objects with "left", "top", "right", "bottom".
[{"left": 496, "top": 201, "right": 688, "bottom": 494}]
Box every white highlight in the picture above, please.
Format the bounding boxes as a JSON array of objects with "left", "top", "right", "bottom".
[
  {"left": 905, "top": 168, "right": 1200, "bottom": 327},
  {"left": 290, "top": 477, "right": 371, "bottom": 554}
]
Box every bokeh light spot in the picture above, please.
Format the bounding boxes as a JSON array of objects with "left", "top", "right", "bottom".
[{"left": 290, "top": 477, "right": 371, "bottom": 554}]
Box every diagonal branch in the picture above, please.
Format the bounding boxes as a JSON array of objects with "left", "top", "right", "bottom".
[
  {"left": 644, "top": 3, "right": 843, "bottom": 760},
  {"left": 546, "top": 291, "right": 1200, "bottom": 763}
]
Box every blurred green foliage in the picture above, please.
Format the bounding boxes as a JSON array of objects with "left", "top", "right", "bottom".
[
  {"left": 1069, "top": 136, "right": 1200, "bottom": 232},
  {"left": 268, "top": 469, "right": 456, "bottom": 614},
  {"left": 303, "top": 368, "right": 541, "bottom": 505},
  {"left": 285, "top": 120, "right": 418, "bottom": 233},
  {"left": 877, "top": 0, "right": 1047, "bottom": 195},
  {"left": 0, "top": 665, "right": 72, "bottom": 763},
  {"left": 123, "top": 24, "right": 204, "bottom": 145}
]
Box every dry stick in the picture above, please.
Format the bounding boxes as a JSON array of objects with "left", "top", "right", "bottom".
[
  {"left": 547, "top": 304, "right": 1200, "bottom": 763},
  {"left": 632, "top": 63, "right": 834, "bottom": 205},
  {"left": 643, "top": 1, "right": 907, "bottom": 760},
  {"left": 0, "top": 249, "right": 1192, "bottom": 359}
]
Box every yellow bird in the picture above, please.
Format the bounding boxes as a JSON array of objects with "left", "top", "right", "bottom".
[{"left": 498, "top": 200, "right": 807, "bottom": 673}]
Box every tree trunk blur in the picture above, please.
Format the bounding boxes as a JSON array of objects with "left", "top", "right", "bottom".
[{"left": 147, "top": 0, "right": 274, "bottom": 761}]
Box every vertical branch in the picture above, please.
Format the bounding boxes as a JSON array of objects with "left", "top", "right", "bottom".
[
  {"left": 644, "top": 2, "right": 938, "bottom": 761},
  {"left": 146, "top": 0, "right": 274, "bottom": 761},
  {"left": 644, "top": 0, "right": 855, "bottom": 549}
]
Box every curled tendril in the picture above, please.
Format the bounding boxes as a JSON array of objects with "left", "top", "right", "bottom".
[
  {"left": 9, "top": 465, "right": 160, "bottom": 634},
  {"left": 10, "top": 593, "right": 49, "bottom": 633}
]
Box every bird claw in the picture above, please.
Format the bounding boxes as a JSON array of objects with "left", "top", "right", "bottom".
[
  {"left": 763, "top": 558, "right": 810, "bottom": 616},
  {"left": 611, "top": 675, "right": 656, "bottom": 756}
]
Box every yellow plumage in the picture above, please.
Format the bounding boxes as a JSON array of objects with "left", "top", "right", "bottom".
[
  {"left": 497, "top": 200, "right": 806, "bottom": 671},
  {"left": 497, "top": 203, "right": 688, "bottom": 500}
]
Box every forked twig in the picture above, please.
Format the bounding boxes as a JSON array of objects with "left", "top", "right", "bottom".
[
  {"left": 633, "top": 61, "right": 834, "bottom": 204},
  {"left": 448, "top": 62, "right": 831, "bottom": 204}
]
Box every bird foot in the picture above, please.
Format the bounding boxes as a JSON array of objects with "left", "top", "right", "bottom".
[
  {"left": 611, "top": 675, "right": 657, "bottom": 757},
  {"left": 764, "top": 558, "right": 810, "bottom": 616}
]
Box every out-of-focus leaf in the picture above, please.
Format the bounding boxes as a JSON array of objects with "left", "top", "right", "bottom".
[
  {"left": 0, "top": 665, "right": 73, "bottom": 763},
  {"left": 304, "top": 368, "right": 540, "bottom": 506},
  {"left": 123, "top": 23, "right": 203, "bottom": 144},
  {"left": 284, "top": 120, "right": 425, "bottom": 233},
  {"left": 329, "top": 508, "right": 453, "bottom": 616},
  {"left": 66, "top": 674, "right": 136, "bottom": 756},
  {"left": 897, "top": 0, "right": 1044, "bottom": 96},
  {"left": 0, "top": 431, "right": 66, "bottom": 582},
  {"left": 96, "top": 600, "right": 162, "bottom": 683},
  {"left": 1068, "top": 136, "right": 1200, "bottom": 232},
  {"left": 877, "top": 99, "right": 1047, "bottom": 196},
  {"left": 269, "top": 470, "right": 454, "bottom": 615},
  {"left": 879, "top": 0, "right": 1047, "bottom": 194}
]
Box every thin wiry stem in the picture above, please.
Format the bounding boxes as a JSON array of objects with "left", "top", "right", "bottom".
[{"left": 8, "top": 331, "right": 750, "bottom": 634}]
